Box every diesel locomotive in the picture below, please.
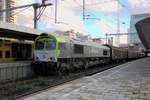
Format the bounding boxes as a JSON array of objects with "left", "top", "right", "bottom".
[{"left": 31, "top": 33, "right": 145, "bottom": 75}]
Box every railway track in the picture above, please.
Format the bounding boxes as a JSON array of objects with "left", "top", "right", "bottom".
[
  {"left": 0, "top": 61, "right": 128, "bottom": 100},
  {"left": 15, "top": 62, "right": 125, "bottom": 100}
]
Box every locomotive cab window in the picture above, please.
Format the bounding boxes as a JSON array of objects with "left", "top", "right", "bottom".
[
  {"left": 103, "top": 50, "right": 108, "bottom": 55},
  {"left": 35, "top": 41, "right": 44, "bottom": 50},
  {"left": 74, "top": 44, "right": 84, "bottom": 54},
  {"left": 46, "top": 40, "right": 56, "bottom": 50}
]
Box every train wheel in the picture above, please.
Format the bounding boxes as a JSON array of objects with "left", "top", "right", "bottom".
[
  {"left": 57, "top": 63, "right": 69, "bottom": 76},
  {"left": 58, "top": 67, "right": 67, "bottom": 77},
  {"left": 31, "top": 63, "right": 40, "bottom": 75},
  {"left": 83, "top": 62, "right": 88, "bottom": 70},
  {"left": 57, "top": 62, "right": 62, "bottom": 76}
]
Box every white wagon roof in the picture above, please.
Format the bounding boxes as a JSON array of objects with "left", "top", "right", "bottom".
[
  {"left": 46, "top": 33, "right": 110, "bottom": 50},
  {"left": 70, "top": 38, "right": 110, "bottom": 50}
]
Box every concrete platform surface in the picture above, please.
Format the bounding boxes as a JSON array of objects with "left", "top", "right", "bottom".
[{"left": 22, "top": 58, "right": 150, "bottom": 100}]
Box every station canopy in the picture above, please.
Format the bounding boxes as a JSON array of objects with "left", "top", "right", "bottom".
[
  {"left": 135, "top": 17, "right": 150, "bottom": 49},
  {"left": 0, "top": 22, "right": 42, "bottom": 40}
]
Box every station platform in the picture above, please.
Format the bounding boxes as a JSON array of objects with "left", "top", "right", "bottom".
[
  {"left": 22, "top": 57, "right": 150, "bottom": 100},
  {"left": 0, "top": 61, "right": 32, "bottom": 82},
  {"left": 0, "top": 61, "right": 31, "bottom": 68}
]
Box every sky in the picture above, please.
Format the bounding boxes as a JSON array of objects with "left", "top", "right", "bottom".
[{"left": 16, "top": 0, "right": 150, "bottom": 38}]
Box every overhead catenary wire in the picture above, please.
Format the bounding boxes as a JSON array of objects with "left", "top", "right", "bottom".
[
  {"left": 38, "top": 13, "right": 93, "bottom": 36},
  {"left": 0, "top": 5, "right": 32, "bottom": 17},
  {"left": 36, "top": 6, "right": 46, "bottom": 20},
  {"left": 86, "top": 0, "right": 117, "bottom": 6},
  {"left": 38, "top": 1, "right": 100, "bottom": 36},
  {"left": 73, "top": 0, "right": 83, "bottom": 7},
  {"left": 73, "top": 0, "right": 118, "bottom": 20},
  {"left": 0, "top": 6, "right": 33, "bottom": 24},
  {"left": 25, "top": 7, "right": 95, "bottom": 38},
  {"left": 0, "top": 3, "right": 52, "bottom": 29},
  {"left": 11, "top": 6, "right": 31, "bottom": 16},
  {"left": 30, "top": 1, "right": 115, "bottom": 37},
  {"left": 38, "top": 1, "right": 115, "bottom": 37}
]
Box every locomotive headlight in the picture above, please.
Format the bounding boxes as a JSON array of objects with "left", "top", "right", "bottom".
[
  {"left": 50, "top": 57, "right": 53, "bottom": 60},
  {"left": 36, "top": 56, "right": 39, "bottom": 60},
  {"left": 52, "top": 57, "right": 55, "bottom": 60},
  {"left": 50, "top": 57, "right": 57, "bottom": 61}
]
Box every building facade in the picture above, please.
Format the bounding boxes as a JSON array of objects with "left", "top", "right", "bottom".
[
  {"left": 128, "top": 13, "right": 150, "bottom": 44},
  {"left": 64, "top": 29, "right": 77, "bottom": 39},
  {"left": 0, "top": 0, "right": 16, "bottom": 23},
  {"left": 92, "top": 38, "right": 106, "bottom": 44}
]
